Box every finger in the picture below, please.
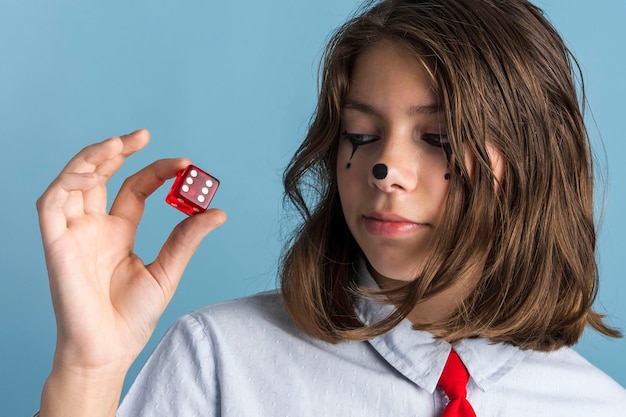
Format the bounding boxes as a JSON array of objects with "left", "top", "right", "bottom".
[
  {"left": 147, "top": 208, "right": 227, "bottom": 300},
  {"left": 78, "top": 130, "right": 150, "bottom": 214},
  {"left": 37, "top": 172, "right": 105, "bottom": 245},
  {"left": 92, "top": 129, "right": 151, "bottom": 179},
  {"left": 62, "top": 129, "right": 150, "bottom": 178},
  {"left": 109, "top": 158, "right": 191, "bottom": 228},
  {"left": 38, "top": 129, "right": 151, "bottom": 243}
]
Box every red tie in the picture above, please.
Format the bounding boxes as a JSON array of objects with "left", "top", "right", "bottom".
[{"left": 437, "top": 350, "right": 477, "bottom": 417}]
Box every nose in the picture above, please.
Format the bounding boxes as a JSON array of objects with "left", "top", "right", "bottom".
[{"left": 369, "top": 138, "right": 419, "bottom": 192}]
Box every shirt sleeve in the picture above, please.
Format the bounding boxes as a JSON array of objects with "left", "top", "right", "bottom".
[{"left": 117, "top": 314, "right": 220, "bottom": 417}]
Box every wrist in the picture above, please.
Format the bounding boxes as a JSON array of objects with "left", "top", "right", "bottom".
[{"left": 40, "top": 364, "right": 127, "bottom": 417}]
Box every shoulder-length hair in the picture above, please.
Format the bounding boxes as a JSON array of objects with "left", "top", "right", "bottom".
[{"left": 280, "top": 0, "right": 620, "bottom": 351}]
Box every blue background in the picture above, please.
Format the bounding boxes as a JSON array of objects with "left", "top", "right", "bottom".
[{"left": 1, "top": 1, "right": 624, "bottom": 415}]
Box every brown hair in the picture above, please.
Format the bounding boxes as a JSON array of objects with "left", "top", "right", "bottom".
[{"left": 280, "top": 0, "right": 621, "bottom": 350}]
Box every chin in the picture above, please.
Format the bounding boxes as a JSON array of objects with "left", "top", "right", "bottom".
[{"left": 365, "top": 256, "right": 422, "bottom": 283}]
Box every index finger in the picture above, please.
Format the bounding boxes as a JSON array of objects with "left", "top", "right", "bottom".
[
  {"left": 62, "top": 129, "right": 150, "bottom": 178},
  {"left": 109, "top": 158, "right": 192, "bottom": 228}
]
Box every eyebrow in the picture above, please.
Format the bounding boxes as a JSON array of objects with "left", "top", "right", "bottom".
[{"left": 343, "top": 99, "right": 443, "bottom": 117}]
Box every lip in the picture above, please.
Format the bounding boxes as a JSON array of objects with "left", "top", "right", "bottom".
[{"left": 362, "top": 211, "right": 430, "bottom": 237}]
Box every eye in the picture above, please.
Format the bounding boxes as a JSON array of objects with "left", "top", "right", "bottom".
[
  {"left": 341, "top": 132, "right": 381, "bottom": 147},
  {"left": 422, "top": 132, "right": 449, "bottom": 147},
  {"left": 423, "top": 133, "right": 452, "bottom": 160}
]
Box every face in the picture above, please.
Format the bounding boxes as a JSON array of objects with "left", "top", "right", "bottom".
[{"left": 337, "top": 39, "right": 450, "bottom": 283}]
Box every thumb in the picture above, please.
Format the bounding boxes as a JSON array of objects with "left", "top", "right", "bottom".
[{"left": 147, "top": 208, "right": 227, "bottom": 300}]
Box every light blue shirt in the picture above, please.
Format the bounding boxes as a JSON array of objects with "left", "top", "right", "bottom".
[{"left": 118, "top": 263, "right": 626, "bottom": 416}]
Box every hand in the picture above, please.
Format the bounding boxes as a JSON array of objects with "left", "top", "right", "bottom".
[{"left": 37, "top": 129, "right": 227, "bottom": 378}]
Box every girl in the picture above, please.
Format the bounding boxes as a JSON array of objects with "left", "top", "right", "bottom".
[{"left": 37, "top": 0, "right": 626, "bottom": 416}]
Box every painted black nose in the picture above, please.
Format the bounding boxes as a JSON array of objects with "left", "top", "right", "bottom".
[{"left": 372, "top": 163, "right": 388, "bottom": 180}]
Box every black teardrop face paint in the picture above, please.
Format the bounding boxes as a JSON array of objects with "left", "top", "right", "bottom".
[
  {"left": 346, "top": 141, "right": 358, "bottom": 169},
  {"left": 350, "top": 141, "right": 359, "bottom": 159},
  {"left": 341, "top": 132, "right": 381, "bottom": 170},
  {"left": 444, "top": 173, "right": 451, "bottom": 180}
]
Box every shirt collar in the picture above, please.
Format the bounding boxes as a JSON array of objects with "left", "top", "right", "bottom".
[{"left": 352, "top": 259, "right": 527, "bottom": 393}]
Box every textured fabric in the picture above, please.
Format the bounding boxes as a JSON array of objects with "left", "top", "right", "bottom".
[
  {"left": 438, "top": 350, "right": 477, "bottom": 417},
  {"left": 117, "top": 262, "right": 626, "bottom": 416}
]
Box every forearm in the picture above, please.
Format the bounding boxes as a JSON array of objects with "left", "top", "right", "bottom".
[{"left": 40, "top": 365, "right": 126, "bottom": 417}]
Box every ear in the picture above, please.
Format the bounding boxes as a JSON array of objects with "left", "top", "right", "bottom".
[{"left": 486, "top": 142, "right": 505, "bottom": 189}]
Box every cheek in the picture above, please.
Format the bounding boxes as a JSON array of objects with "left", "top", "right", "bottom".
[
  {"left": 336, "top": 157, "right": 358, "bottom": 211},
  {"left": 424, "top": 170, "right": 451, "bottom": 218},
  {"left": 336, "top": 138, "right": 368, "bottom": 181},
  {"left": 336, "top": 141, "right": 350, "bottom": 188},
  {"left": 337, "top": 137, "right": 361, "bottom": 170},
  {"left": 336, "top": 148, "right": 349, "bottom": 203},
  {"left": 336, "top": 143, "right": 368, "bottom": 225},
  {"left": 459, "top": 143, "right": 504, "bottom": 187}
]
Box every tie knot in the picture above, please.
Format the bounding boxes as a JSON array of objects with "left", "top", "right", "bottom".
[
  {"left": 439, "top": 350, "right": 476, "bottom": 417},
  {"left": 437, "top": 350, "right": 476, "bottom": 417},
  {"left": 438, "top": 350, "right": 469, "bottom": 400}
]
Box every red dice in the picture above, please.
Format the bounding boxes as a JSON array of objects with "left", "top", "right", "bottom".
[{"left": 166, "top": 165, "right": 220, "bottom": 216}]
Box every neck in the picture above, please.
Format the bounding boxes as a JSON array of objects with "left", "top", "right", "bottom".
[{"left": 368, "top": 265, "right": 477, "bottom": 333}]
